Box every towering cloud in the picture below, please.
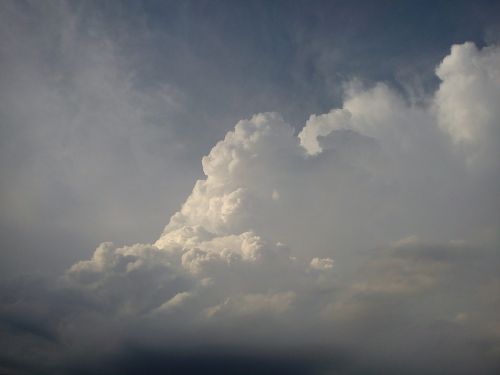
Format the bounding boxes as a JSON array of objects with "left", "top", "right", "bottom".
[{"left": 1, "top": 42, "right": 500, "bottom": 374}]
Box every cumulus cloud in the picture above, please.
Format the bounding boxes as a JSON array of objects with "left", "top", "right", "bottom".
[{"left": 1, "top": 42, "right": 500, "bottom": 374}]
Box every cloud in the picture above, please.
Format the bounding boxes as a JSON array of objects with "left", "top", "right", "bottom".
[
  {"left": 0, "top": 0, "right": 202, "bottom": 275},
  {"left": 310, "top": 257, "right": 334, "bottom": 270},
  {"left": 1, "top": 41, "right": 500, "bottom": 374},
  {"left": 435, "top": 42, "right": 500, "bottom": 167}
]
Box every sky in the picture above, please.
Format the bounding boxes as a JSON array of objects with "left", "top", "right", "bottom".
[{"left": 0, "top": 1, "right": 500, "bottom": 374}]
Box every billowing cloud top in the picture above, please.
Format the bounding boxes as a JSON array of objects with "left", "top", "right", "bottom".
[{"left": 1, "top": 42, "right": 500, "bottom": 374}]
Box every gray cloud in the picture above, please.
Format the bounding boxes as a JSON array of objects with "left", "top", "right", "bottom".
[
  {"left": 1, "top": 1, "right": 500, "bottom": 374},
  {"left": 1, "top": 38, "right": 500, "bottom": 373},
  {"left": 0, "top": 1, "right": 203, "bottom": 275},
  {"left": 1, "top": 0, "right": 499, "bottom": 276}
]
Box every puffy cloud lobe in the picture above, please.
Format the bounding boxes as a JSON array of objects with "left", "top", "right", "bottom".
[
  {"left": 162, "top": 113, "right": 300, "bottom": 236},
  {"left": 435, "top": 42, "right": 500, "bottom": 169},
  {"left": 63, "top": 226, "right": 331, "bottom": 326},
  {"left": 2, "top": 42, "right": 500, "bottom": 374},
  {"left": 435, "top": 43, "right": 500, "bottom": 144}
]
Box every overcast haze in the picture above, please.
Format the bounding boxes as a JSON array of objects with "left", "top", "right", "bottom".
[{"left": 1, "top": 1, "right": 500, "bottom": 374}]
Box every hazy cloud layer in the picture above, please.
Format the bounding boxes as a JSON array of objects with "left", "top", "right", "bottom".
[{"left": 1, "top": 40, "right": 499, "bottom": 374}]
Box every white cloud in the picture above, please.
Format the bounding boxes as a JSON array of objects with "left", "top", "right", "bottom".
[
  {"left": 2, "top": 41, "right": 500, "bottom": 374},
  {"left": 435, "top": 42, "right": 500, "bottom": 167},
  {"left": 68, "top": 40, "right": 500, "bottom": 335}
]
